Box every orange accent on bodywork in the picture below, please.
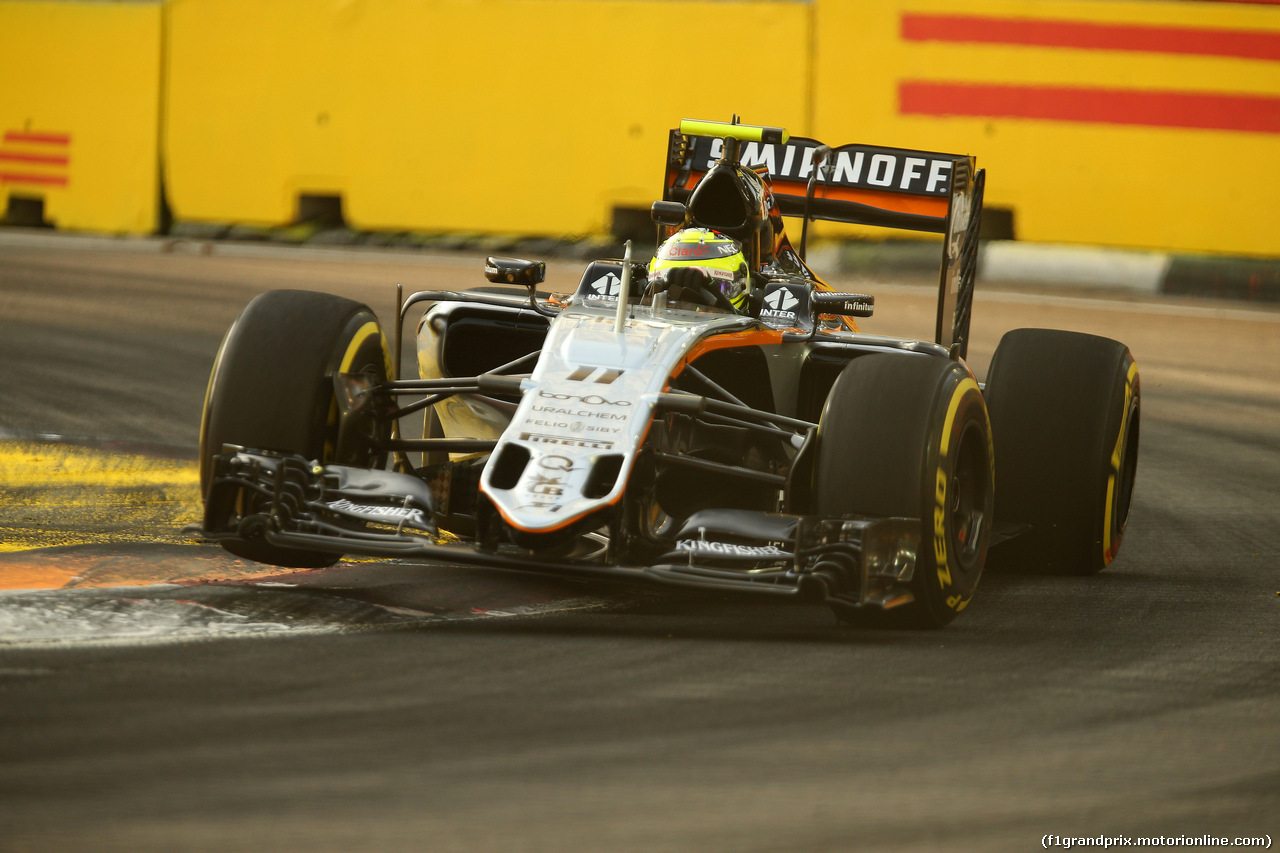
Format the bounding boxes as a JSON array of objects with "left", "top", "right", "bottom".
[
  {"left": 489, "top": 418, "right": 658, "bottom": 536},
  {"left": 489, "top": 490, "right": 626, "bottom": 536},
  {"left": 672, "top": 328, "right": 786, "bottom": 379},
  {"left": 673, "top": 170, "right": 950, "bottom": 219},
  {"left": 770, "top": 178, "right": 951, "bottom": 218}
]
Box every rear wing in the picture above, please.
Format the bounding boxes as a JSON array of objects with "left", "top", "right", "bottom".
[{"left": 662, "top": 124, "right": 985, "bottom": 358}]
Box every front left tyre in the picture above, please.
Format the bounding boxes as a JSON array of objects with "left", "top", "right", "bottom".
[{"left": 812, "top": 353, "right": 994, "bottom": 628}]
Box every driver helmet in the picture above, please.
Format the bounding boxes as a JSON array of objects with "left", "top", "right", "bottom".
[{"left": 648, "top": 228, "right": 749, "bottom": 310}]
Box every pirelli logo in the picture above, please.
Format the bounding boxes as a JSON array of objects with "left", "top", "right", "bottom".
[{"left": 519, "top": 432, "right": 615, "bottom": 450}]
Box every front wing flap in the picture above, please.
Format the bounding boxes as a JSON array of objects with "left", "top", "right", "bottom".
[{"left": 202, "top": 449, "right": 923, "bottom": 613}]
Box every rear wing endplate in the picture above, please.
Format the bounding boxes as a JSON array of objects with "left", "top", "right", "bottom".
[{"left": 935, "top": 157, "right": 983, "bottom": 359}]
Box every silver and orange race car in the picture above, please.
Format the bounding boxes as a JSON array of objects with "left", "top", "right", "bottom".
[{"left": 198, "top": 118, "right": 1140, "bottom": 628}]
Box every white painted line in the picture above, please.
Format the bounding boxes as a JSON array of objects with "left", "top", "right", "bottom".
[
  {"left": 852, "top": 280, "right": 1280, "bottom": 323},
  {"left": 974, "top": 288, "right": 1280, "bottom": 323},
  {"left": 980, "top": 242, "right": 1169, "bottom": 293},
  {"left": 0, "top": 229, "right": 170, "bottom": 254}
]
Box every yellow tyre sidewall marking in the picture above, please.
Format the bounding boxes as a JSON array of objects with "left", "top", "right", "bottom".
[
  {"left": 1103, "top": 359, "right": 1140, "bottom": 566},
  {"left": 198, "top": 313, "right": 240, "bottom": 489},
  {"left": 935, "top": 376, "right": 982, "bottom": 611},
  {"left": 326, "top": 318, "right": 391, "bottom": 461},
  {"left": 339, "top": 320, "right": 390, "bottom": 375}
]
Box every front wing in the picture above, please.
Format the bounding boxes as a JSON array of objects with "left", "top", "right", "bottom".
[{"left": 202, "top": 449, "right": 924, "bottom": 617}]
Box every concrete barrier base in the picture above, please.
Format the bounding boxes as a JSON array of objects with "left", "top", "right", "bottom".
[{"left": 3, "top": 226, "right": 1277, "bottom": 305}]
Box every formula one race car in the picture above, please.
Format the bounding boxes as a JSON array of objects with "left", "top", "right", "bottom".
[{"left": 199, "top": 118, "right": 1141, "bottom": 628}]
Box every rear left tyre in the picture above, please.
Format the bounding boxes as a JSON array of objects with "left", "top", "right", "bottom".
[{"left": 983, "top": 329, "right": 1140, "bottom": 574}]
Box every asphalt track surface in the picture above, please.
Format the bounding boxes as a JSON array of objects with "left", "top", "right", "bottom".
[{"left": 1, "top": 239, "right": 1277, "bottom": 852}]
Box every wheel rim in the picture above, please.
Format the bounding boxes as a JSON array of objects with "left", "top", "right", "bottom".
[
  {"left": 330, "top": 328, "right": 392, "bottom": 468},
  {"left": 950, "top": 420, "right": 990, "bottom": 574}
]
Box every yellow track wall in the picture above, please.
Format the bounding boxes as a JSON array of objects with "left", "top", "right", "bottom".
[
  {"left": 4, "top": 0, "right": 1277, "bottom": 254},
  {"left": 0, "top": 1, "right": 161, "bottom": 234},
  {"left": 163, "top": 0, "right": 811, "bottom": 235},
  {"left": 812, "top": 0, "right": 1280, "bottom": 256}
]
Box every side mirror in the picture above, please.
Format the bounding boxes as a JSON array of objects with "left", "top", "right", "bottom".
[
  {"left": 650, "top": 200, "right": 687, "bottom": 227},
  {"left": 484, "top": 257, "right": 545, "bottom": 287},
  {"left": 810, "top": 291, "right": 874, "bottom": 318}
]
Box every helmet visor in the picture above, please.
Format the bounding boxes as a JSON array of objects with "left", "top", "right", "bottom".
[{"left": 650, "top": 264, "right": 747, "bottom": 308}]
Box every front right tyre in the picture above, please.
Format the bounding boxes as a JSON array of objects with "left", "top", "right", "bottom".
[{"left": 199, "top": 289, "right": 392, "bottom": 568}]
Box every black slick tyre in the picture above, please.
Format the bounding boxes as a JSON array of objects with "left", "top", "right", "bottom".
[
  {"left": 983, "top": 329, "right": 1140, "bottom": 574},
  {"left": 199, "top": 289, "right": 392, "bottom": 567},
  {"left": 813, "top": 353, "right": 993, "bottom": 628}
]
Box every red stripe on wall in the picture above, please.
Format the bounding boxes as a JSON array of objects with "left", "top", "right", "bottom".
[
  {"left": 2, "top": 132, "right": 71, "bottom": 146},
  {"left": 0, "top": 152, "right": 69, "bottom": 166},
  {"left": 902, "top": 14, "right": 1280, "bottom": 62},
  {"left": 900, "top": 81, "right": 1280, "bottom": 134},
  {"left": 0, "top": 173, "right": 69, "bottom": 186}
]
